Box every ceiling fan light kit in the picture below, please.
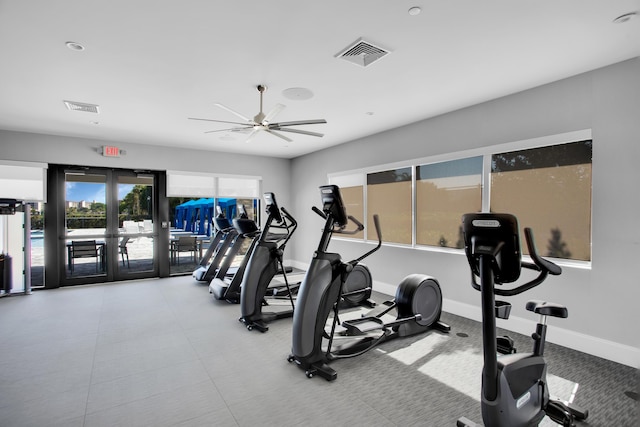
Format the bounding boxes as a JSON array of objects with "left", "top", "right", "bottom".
[{"left": 189, "top": 84, "right": 326, "bottom": 143}]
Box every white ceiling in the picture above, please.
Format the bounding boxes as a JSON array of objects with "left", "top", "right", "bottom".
[{"left": 0, "top": 1, "right": 638, "bottom": 159}]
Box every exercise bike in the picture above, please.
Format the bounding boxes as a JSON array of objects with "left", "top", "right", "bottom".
[
  {"left": 288, "top": 184, "right": 450, "bottom": 381},
  {"left": 457, "top": 213, "right": 588, "bottom": 427}
]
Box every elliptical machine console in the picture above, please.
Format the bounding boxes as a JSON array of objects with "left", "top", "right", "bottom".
[
  {"left": 457, "top": 213, "right": 588, "bottom": 427},
  {"left": 288, "top": 185, "right": 449, "bottom": 381}
]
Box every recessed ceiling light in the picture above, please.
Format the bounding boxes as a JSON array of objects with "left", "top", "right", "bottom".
[
  {"left": 65, "top": 41, "right": 85, "bottom": 51},
  {"left": 282, "top": 87, "right": 314, "bottom": 101},
  {"left": 408, "top": 7, "right": 422, "bottom": 16},
  {"left": 613, "top": 12, "right": 637, "bottom": 23}
]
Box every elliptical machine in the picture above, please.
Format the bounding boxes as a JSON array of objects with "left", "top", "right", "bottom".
[
  {"left": 240, "top": 192, "right": 376, "bottom": 332},
  {"left": 192, "top": 206, "right": 237, "bottom": 282},
  {"left": 209, "top": 205, "right": 260, "bottom": 302},
  {"left": 288, "top": 185, "right": 449, "bottom": 381},
  {"left": 239, "top": 192, "right": 298, "bottom": 332},
  {"left": 457, "top": 213, "right": 588, "bottom": 427}
]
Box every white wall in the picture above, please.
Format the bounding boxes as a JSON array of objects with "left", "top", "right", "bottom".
[
  {"left": 289, "top": 58, "right": 640, "bottom": 367},
  {"left": 0, "top": 130, "right": 292, "bottom": 224}
]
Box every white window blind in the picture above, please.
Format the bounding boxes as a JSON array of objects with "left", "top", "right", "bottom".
[
  {"left": 0, "top": 160, "right": 48, "bottom": 202},
  {"left": 166, "top": 171, "right": 216, "bottom": 197},
  {"left": 217, "top": 176, "right": 261, "bottom": 198},
  {"left": 166, "top": 171, "right": 261, "bottom": 198},
  {"left": 329, "top": 173, "right": 364, "bottom": 188}
]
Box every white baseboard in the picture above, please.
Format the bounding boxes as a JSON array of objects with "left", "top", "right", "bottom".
[
  {"left": 291, "top": 269, "right": 640, "bottom": 368},
  {"left": 443, "top": 298, "right": 640, "bottom": 368}
]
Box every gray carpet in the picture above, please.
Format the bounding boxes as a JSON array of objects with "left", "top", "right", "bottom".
[{"left": 0, "top": 275, "right": 637, "bottom": 426}]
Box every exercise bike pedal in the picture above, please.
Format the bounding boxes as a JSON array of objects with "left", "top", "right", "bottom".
[
  {"left": 456, "top": 416, "right": 480, "bottom": 427},
  {"left": 545, "top": 400, "right": 575, "bottom": 427},
  {"left": 497, "top": 335, "right": 516, "bottom": 354}
]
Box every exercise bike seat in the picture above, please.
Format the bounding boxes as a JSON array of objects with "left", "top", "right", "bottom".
[{"left": 526, "top": 300, "right": 568, "bottom": 318}]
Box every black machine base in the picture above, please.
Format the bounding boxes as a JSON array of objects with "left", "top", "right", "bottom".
[
  {"left": 240, "top": 309, "right": 294, "bottom": 332},
  {"left": 209, "top": 280, "right": 241, "bottom": 303},
  {"left": 289, "top": 273, "right": 450, "bottom": 381},
  {"left": 287, "top": 355, "right": 338, "bottom": 381}
]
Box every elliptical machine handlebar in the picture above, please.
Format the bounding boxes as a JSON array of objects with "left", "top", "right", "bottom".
[
  {"left": 261, "top": 194, "right": 297, "bottom": 249},
  {"left": 311, "top": 205, "right": 364, "bottom": 235},
  {"left": 470, "top": 227, "right": 562, "bottom": 297},
  {"left": 312, "top": 205, "right": 327, "bottom": 219},
  {"left": 276, "top": 206, "right": 297, "bottom": 249},
  {"left": 280, "top": 206, "right": 295, "bottom": 224},
  {"left": 354, "top": 214, "right": 382, "bottom": 263}
]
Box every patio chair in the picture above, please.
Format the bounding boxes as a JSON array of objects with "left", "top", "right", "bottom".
[
  {"left": 119, "top": 236, "right": 130, "bottom": 268},
  {"left": 123, "top": 220, "right": 140, "bottom": 234},
  {"left": 173, "top": 235, "right": 197, "bottom": 264},
  {"left": 70, "top": 240, "right": 100, "bottom": 273}
]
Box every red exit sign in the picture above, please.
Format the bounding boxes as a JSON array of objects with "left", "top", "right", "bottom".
[{"left": 102, "top": 145, "right": 120, "bottom": 157}]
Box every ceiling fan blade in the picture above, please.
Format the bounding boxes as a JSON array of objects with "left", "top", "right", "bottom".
[
  {"left": 264, "top": 129, "right": 293, "bottom": 142},
  {"left": 214, "top": 103, "right": 253, "bottom": 123},
  {"left": 270, "top": 127, "right": 324, "bottom": 138},
  {"left": 244, "top": 129, "right": 261, "bottom": 144},
  {"left": 203, "top": 126, "right": 252, "bottom": 134},
  {"left": 269, "top": 119, "right": 327, "bottom": 127},
  {"left": 189, "top": 117, "right": 252, "bottom": 126},
  {"left": 262, "top": 103, "right": 286, "bottom": 124}
]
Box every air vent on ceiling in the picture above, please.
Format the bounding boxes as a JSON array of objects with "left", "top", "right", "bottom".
[
  {"left": 335, "top": 38, "right": 390, "bottom": 67},
  {"left": 63, "top": 100, "right": 100, "bottom": 113}
]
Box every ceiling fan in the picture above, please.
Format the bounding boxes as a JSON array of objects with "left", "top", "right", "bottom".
[{"left": 189, "top": 85, "right": 326, "bottom": 143}]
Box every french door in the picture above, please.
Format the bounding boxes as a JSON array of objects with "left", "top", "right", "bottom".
[{"left": 54, "top": 167, "right": 160, "bottom": 285}]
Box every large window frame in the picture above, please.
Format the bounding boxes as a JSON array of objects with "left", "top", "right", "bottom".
[{"left": 328, "top": 129, "right": 592, "bottom": 267}]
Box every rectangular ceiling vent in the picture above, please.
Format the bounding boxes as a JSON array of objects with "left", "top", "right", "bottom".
[
  {"left": 336, "top": 38, "right": 390, "bottom": 67},
  {"left": 63, "top": 100, "right": 100, "bottom": 114}
]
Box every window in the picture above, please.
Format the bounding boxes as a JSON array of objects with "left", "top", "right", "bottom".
[
  {"left": 328, "top": 131, "right": 592, "bottom": 264},
  {"left": 491, "top": 140, "right": 592, "bottom": 261},
  {"left": 416, "top": 157, "right": 483, "bottom": 248},
  {"left": 367, "top": 167, "right": 412, "bottom": 245}
]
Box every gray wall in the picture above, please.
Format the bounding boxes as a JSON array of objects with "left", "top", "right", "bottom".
[
  {"left": 289, "top": 58, "right": 640, "bottom": 367},
  {"left": 0, "top": 130, "right": 292, "bottom": 222}
]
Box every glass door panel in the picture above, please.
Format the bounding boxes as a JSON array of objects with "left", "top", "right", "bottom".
[
  {"left": 116, "top": 174, "right": 155, "bottom": 277},
  {"left": 29, "top": 202, "right": 45, "bottom": 288},
  {"left": 64, "top": 172, "right": 107, "bottom": 279}
]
